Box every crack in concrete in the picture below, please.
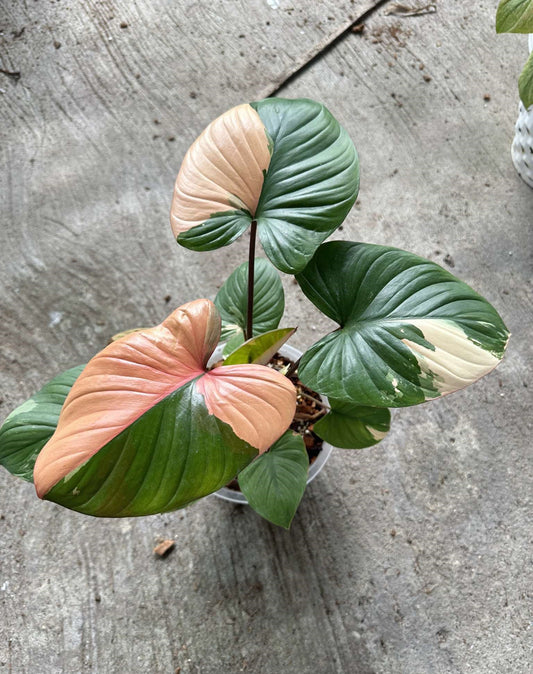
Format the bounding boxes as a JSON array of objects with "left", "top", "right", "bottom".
[{"left": 266, "top": 0, "right": 395, "bottom": 96}]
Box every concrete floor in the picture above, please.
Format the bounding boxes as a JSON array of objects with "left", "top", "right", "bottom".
[{"left": 0, "top": 1, "right": 531, "bottom": 672}]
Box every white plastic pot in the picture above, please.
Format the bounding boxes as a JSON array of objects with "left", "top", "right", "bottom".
[
  {"left": 511, "top": 34, "right": 533, "bottom": 188},
  {"left": 210, "top": 343, "right": 333, "bottom": 504}
]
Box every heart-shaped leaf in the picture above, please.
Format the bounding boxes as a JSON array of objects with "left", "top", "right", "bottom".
[
  {"left": 215, "top": 257, "right": 284, "bottom": 354},
  {"left": 238, "top": 431, "right": 309, "bottom": 529},
  {"left": 496, "top": 0, "right": 533, "bottom": 33},
  {"left": 171, "top": 98, "right": 359, "bottom": 273},
  {"left": 313, "top": 402, "right": 391, "bottom": 449},
  {"left": 0, "top": 299, "right": 296, "bottom": 516},
  {"left": 296, "top": 242, "right": 509, "bottom": 408},
  {"left": 223, "top": 328, "right": 296, "bottom": 366},
  {"left": 0, "top": 365, "right": 84, "bottom": 482}
]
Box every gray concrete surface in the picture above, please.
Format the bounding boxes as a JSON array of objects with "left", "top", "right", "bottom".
[{"left": 1, "top": 1, "right": 532, "bottom": 672}]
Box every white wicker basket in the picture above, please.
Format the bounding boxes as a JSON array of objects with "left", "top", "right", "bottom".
[{"left": 511, "top": 34, "right": 533, "bottom": 188}]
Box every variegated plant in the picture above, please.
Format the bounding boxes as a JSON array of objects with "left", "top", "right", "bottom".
[{"left": 0, "top": 98, "right": 509, "bottom": 529}]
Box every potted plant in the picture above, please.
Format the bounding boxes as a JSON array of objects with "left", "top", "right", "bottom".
[
  {"left": 496, "top": 0, "right": 533, "bottom": 186},
  {"left": 0, "top": 98, "right": 509, "bottom": 529}
]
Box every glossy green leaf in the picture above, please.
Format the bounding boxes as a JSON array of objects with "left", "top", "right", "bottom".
[
  {"left": 45, "top": 380, "right": 258, "bottom": 517},
  {"left": 238, "top": 431, "right": 308, "bottom": 529},
  {"left": 496, "top": 0, "right": 533, "bottom": 33},
  {"left": 314, "top": 402, "right": 391, "bottom": 449},
  {"left": 0, "top": 365, "right": 84, "bottom": 482},
  {"left": 224, "top": 328, "right": 296, "bottom": 366},
  {"left": 178, "top": 212, "right": 251, "bottom": 252},
  {"left": 173, "top": 98, "right": 359, "bottom": 274},
  {"left": 215, "top": 257, "right": 284, "bottom": 354},
  {"left": 519, "top": 49, "right": 533, "bottom": 108},
  {"left": 296, "top": 242, "right": 509, "bottom": 408},
  {"left": 251, "top": 98, "right": 359, "bottom": 273}
]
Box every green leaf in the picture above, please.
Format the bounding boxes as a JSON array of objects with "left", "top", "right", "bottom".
[
  {"left": 215, "top": 257, "right": 284, "bottom": 352},
  {"left": 296, "top": 242, "right": 509, "bottom": 408},
  {"left": 238, "top": 431, "right": 309, "bottom": 529},
  {"left": 177, "top": 211, "right": 252, "bottom": 252},
  {"left": 519, "top": 49, "right": 533, "bottom": 108},
  {"left": 0, "top": 365, "right": 84, "bottom": 482},
  {"left": 252, "top": 98, "right": 359, "bottom": 273},
  {"left": 45, "top": 380, "right": 258, "bottom": 517},
  {"left": 314, "top": 402, "right": 391, "bottom": 449},
  {"left": 496, "top": 0, "right": 533, "bottom": 33},
  {"left": 224, "top": 328, "right": 296, "bottom": 365}
]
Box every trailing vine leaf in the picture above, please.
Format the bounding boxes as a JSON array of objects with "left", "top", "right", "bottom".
[
  {"left": 214, "top": 257, "right": 284, "bottom": 355},
  {"left": 296, "top": 242, "right": 509, "bottom": 408},
  {"left": 171, "top": 98, "right": 359, "bottom": 273},
  {"left": 0, "top": 365, "right": 84, "bottom": 482},
  {"left": 224, "top": 328, "right": 296, "bottom": 366},
  {"left": 519, "top": 49, "right": 533, "bottom": 108},
  {"left": 238, "top": 431, "right": 308, "bottom": 529},
  {"left": 313, "top": 402, "right": 391, "bottom": 449},
  {"left": 0, "top": 300, "right": 296, "bottom": 517},
  {"left": 496, "top": 0, "right": 533, "bottom": 33}
]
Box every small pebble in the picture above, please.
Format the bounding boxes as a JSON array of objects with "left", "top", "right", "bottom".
[{"left": 154, "top": 539, "right": 175, "bottom": 557}]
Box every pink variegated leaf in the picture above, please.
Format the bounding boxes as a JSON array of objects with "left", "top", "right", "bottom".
[{"left": 20, "top": 299, "right": 296, "bottom": 516}]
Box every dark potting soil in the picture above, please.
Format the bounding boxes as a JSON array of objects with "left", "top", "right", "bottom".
[{"left": 224, "top": 353, "right": 326, "bottom": 492}]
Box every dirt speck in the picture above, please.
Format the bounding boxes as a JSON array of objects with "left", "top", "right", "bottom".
[
  {"left": 443, "top": 253, "right": 455, "bottom": 268},
  {"left": 153, "top": 539, "right": 175, "bottom": 557}
]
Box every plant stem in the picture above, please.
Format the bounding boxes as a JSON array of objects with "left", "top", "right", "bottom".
[
  {"left": 245, "top": 220, "right": 257, "bottom": 341},
  {"left": 285, "top": 357, "right": 301, "bottom": 379},
  {"left": 297, "top": 391, "right": 330, "bottom": 411},
  {"left": 294, "top": 411, "right": 327, "bottom": 421}
]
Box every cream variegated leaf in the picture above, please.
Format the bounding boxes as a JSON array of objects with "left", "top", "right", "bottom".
[{"left": 296, "top": 242, "right": 509, "bottom": 408}]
